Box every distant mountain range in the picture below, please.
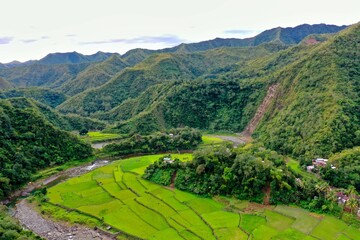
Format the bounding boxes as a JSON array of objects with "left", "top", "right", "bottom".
[
  {"left": 0, "top": 23, "right": 347, "bottom": 67},
  {"left": 0, "top": 22, "right": 358, "bottom": 161}
]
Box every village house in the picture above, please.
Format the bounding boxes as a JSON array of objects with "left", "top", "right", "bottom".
[
  {"left": 314, "top": 158, "right": 328, "bottom": 167},
  {"left": 163, "top": 157, "right": 173, "bottom": 163},
  {"left": 337, "top": 192, "right": 349, "bottom": 204},
  {"left": 307, "top": 158, "right": 336, "bottom": 172}
]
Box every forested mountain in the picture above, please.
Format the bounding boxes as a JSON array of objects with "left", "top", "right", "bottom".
[
  {"left": 0, "top": 77, "right": 12, "bottom": 89},
  {"left": 0, "top": 98, "right": 93, "bottom": 198},
  {"left": 0, "top": 87, "right": 67, "bottom": 107},
  {"left": 159, "top": 24, "right": 347, "bottom": 53},
  {"left": 102, "top": 43, "right": 318, "bottom": 134},
  {"left": 0, "top": 23, "right": 356, "bottom": 161},
  {"left": 0, "top": 23, "right": 346, "bottom": 97},
  {"left": 57, "top": 44, "right": 287, "bottom": 116},
  {"left": 58, "top": 54, "right": 130, "bottom": 96},
  {"left": 0, "top": 62, "right": 90, "bottom": 88},
  {"left": 255, "top": 23, "right": 360, "bottom": 159},
  {"left": 98, "top": 23, "right": 359, "bottom": 161},
  {"left": 37, "top": 51, "right": 113, "bottom": 65}
]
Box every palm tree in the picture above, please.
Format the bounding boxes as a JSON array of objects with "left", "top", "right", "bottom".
[
  {"left": 326, "top": 189, "right": 338, "bottom": 211},
  {"left": 345, "top": 185, "right": 357, "bottom": 198},
  {"left": 347, "top": 197, "right": 359, "bottom": 214},
  {"left": 315, "top": 182, "right": 329, "bottom": 198},
  {"left": 326, "top": 189, "right": 337, "bottom": 202}
]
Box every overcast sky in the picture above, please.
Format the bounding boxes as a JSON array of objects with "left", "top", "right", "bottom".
[{"left": 0, "top": 0, "right": 359, "bottom": 63}]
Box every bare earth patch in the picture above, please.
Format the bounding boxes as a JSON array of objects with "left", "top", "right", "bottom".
[{"left": 15, "top": 200, "right": 114, "bottom": 240}]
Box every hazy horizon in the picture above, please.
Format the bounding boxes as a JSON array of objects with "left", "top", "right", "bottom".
[{"left": 1, "top": 0, "right": 359, "bottom": 63}]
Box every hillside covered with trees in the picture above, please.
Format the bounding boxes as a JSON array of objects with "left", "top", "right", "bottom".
[{"left": 0, "top": 98, "right": 93, "bottom": 199}]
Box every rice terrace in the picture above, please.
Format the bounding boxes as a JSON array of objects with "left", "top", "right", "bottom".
[{"left": 43, "top": 154, "right": 360, "bottom": 240}]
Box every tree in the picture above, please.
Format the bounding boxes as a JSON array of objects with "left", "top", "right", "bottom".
[
  {"left": 79, "top": 128, "right": 88, "bottom": 135},
  {"left": 347, "top": 197, "right": 359, "bottom": 214}
]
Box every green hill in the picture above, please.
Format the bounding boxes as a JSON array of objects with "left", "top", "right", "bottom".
[
  {"left": 0, "top": 63, "right": 90, "bottom": 88},
  {"left": 98, "top": 42, "right": 320, "bottom": 134},
  {"left": 57, "top": 44, "right": 285, "bottom": 116},
  {"left": 254, "top": 23, "right": 360, "bottom": 159},
  {"left": 122, "top": 24, "right": 346, "bottom": 56},
  {"left": 98, "top": 23, "right": 360, "bottom": 161},
  {"left": 37, "top": 51, "right": 113, "bottom": 65},
  {"left": 0, "top": 87, "right": 67, "bottom": 107},
  {"left": 2, "top": 97, "right": 106, "bottom": 132},
  {"left": 0, "top": 77, "right": 12, "bottom": 89},
  {"left": 0, "top": 98, "right": 93, "bottom": 199},
  {"left": 58, "top": 54, "right": 129, "bottom": 96}
]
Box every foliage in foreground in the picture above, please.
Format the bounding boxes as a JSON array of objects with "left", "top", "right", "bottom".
[
  {"left": 44, "top": 153, "right": 360, "bottom": 239},
  {"left": 0, "top": 205, "right": 41, "bottom": 240},
  {"left": 144, "top": 144, "right": 345, "bottom": 214}
]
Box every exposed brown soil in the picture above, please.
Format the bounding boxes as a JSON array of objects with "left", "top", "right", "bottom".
[
  {"left": 243, "top": 202, "right": 275, "bottom": 213},
  {"left": 242, "top": 84, "right": 279, "bottom": 137},
  {"left": 169, "top": 171, "right": 177, "bottom": 188},
  {"left": 263, "top": 182, "right": 271, "bottom": 205},
  {"left": 305, "top": 37, "right": 320, "bottom": 45}
]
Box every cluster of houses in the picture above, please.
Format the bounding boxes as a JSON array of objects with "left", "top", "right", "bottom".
[
  {"left": 306, "top": 158, "right": 336, "bottom": 172},
  {"left": 306, "top": 158, "right": 360, "bottom": 216}
]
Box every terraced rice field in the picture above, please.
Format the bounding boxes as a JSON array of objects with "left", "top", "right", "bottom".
[{"left": 46, "top": 154, "right": 360, "bottom": 240}]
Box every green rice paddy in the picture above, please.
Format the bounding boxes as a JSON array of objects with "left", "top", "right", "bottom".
[
  {"left": 45, "top": 154, "right": 360, "bottom": 240},
  {"left": 82, "top": 131, "right": 124, "bottom": 143}
]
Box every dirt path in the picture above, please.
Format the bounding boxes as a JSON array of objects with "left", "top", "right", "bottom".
[
  {"left": 169, "top": 171, "right": 177, "bottom": 188},
  {"left": 15, "top": 200, "right": 114, "bottom": 240},
  {"left": 263, "top": 182, "right": 271, "bottom": 205},
  {"left": 242, "top": 84, "right": 279, "bottom": 137}
]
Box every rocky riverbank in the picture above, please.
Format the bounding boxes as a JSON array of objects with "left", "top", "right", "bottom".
[{"left": 15, "top": 200, "right": 114, "bottom": 240}]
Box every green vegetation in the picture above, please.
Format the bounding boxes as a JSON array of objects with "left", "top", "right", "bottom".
[
  {"left": 0, "top": 87, "right": 67, "bottom": 108},
  {"left": 1, "top": 23, "right": 359, "bottom": 240},
  {"left": 81, "top": 131, "right": 124, "bottom": 143},
  {"left": 200, "top": 135, "right": 224, "bottom": 146},
  {"left": 145, "top": 144, "right": 295, "bottom": 202},
  {"left": 44, "top": 154, "right": 359, "bottom": 239},
  {"left": 0, "top": 205, "right": 40, "bottom": 239},
  {"left": 0, "top": 97, "right": 106, "bottom": 132},
  {"left": 144, "top": 143, "right": 352, "bottom": 216},
  {"left": 57, "top": 45, "right": 283, "bottom": 117},
  {"left": 320, "top": 146, "right": 360, "bottom": 191},
  {"left": 58, "top": 54, "right": 129, "bottom": 96},
  {"left": 255, "top": 23, "right": 360, "bottom": 159},
  {"left": 0, "top": 98, "right": 93, "bottom": 199},
  {"left": 0, "top": 62, "right": 90, "bottom": 88},
  {"left": 103, "top": 127, "right": 202, "bottom": 156},
  {"left": 0, "top": 77, "right": 12, "bottom": 89}
]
